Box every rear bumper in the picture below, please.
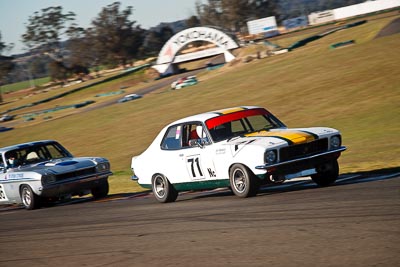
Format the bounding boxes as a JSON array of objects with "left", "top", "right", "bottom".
[{"left": 255, "top": 147, "right": 346, "bottom": 175}]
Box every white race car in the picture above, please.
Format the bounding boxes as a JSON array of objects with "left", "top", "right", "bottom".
[
  {"left": 171, "top": 76, "right": 198, "bottom": 89},
  {"left": 131, "top": 106, "right": 346, "bottom": 203}
]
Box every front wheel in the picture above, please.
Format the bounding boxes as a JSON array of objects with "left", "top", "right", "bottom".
[
  {"left": 91, "top": 180, "right": 109, "bottom": 199},
  {"left": 311, "top": 160, "right": 339, "bottom": 187},
  {"left": 229, "top": 164, "right": 259, "bottom": 198},
  {"left": 20, "top": 185, "right": 41, "bottom": 210},
  {"left": 152, "top": 174, "right": 178, "bottom": 203}
]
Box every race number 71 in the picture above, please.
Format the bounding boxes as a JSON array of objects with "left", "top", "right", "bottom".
[{"left": 187, "top": 156, "right": 204, "bottom": 178}]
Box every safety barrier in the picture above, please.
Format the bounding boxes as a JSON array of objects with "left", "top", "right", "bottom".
[
  {"left": 330, "top": 40, "right": 355, "bottom": 49},
  {"left": 287, "top": 20, "right": 366, "bottom": 51},
  {"left": 4, "top": 64, "right": 150, "bottom": 114}
]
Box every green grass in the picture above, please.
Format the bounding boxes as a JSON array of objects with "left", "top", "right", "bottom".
[
  {"left": 1, "top": 77, "right": 51, "bottom": 93},
  {"left": 0, "top": 13, "right": 399, "bottom": 194}
]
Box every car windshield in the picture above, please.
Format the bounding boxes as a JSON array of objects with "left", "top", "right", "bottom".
[
  {"left": 4, "top": 141, "right": 72, "bottom": 168},
  {"left": 206, "top": 108, "right": 286, "bottom": 142}
]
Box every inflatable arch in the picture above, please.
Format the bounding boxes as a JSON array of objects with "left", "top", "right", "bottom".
[{"left": 153, "top": 26, "right": 239, "bottom": 75}]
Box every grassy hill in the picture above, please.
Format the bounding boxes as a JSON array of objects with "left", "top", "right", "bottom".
[{"left": 1, "top": 13, "right": 399, "bottom": 194}]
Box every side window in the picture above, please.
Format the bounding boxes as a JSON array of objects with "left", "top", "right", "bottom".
[
  {"left": 185, "top": 123, "right": 210, "bottom": 147},
  {"left": 161, "top": 125, "right": 182, "bottom": 150}
]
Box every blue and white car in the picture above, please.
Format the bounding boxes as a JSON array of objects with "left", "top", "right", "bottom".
[
  {"left": 0, "top": 140, "right": 112, "bottom": 209},
  {"left": 117, "top": 93, "right": 142, "bottom": 103},
  {"left": 131, "top": 106, "right": 346, "bottom": 203}
]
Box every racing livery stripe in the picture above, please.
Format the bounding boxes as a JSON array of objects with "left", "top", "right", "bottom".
[
  {"left": 298, "top": 130, "right": 319, "bottom": 140},
  {"left": 139, "top": 179, "right": 232, "bottom": 191},
  {"left": 245, "top": 130, "right": 316, "bottom": 145},
  {"left": 234, "top": 139, "right": 257, "bottom": 152},
  {"left": 206, "top": 108, "right": 269, "bottom": 129},
  {"left": 265, "top": 135, "right": 294, "bottom": 145},
  {"left": 212, "top": 107, "right": 246, "bottom": 115}
]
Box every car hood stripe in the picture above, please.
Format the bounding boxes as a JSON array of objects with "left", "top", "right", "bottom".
[{"left": 245, "top": 130, "right": 316, "bottom": 145}]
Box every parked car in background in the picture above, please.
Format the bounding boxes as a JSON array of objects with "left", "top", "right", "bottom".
[
  {"left": 171, "top": 76, "right": 198, "bottom": 90},
  {"left": 131, "top": 106, "right": 346, "bottom": 203},
  {"left": 0, "top": 140, "right": 112, "bottom": 209},
  {"left": 0, "top": 126, "right": 13, "bottom": 132},
  {"left": 0, "top": 114, "right": 15, "bottom": 122},
  {"left": 117, "top": 93, "right": 142, "bottom": 103}
]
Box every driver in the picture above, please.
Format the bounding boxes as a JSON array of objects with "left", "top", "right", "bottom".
[{"left": 6, "top": 152, "right": 19, "bottom": 168}]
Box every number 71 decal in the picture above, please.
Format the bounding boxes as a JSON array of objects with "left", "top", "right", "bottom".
[{"left": 186, "top": 156, "right": 204, "bottom": 179}]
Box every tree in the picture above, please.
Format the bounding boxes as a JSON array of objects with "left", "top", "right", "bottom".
[
  {"left": 21, "top": 6, "right": 77, "bottom": 81},
  {"left": 250, "top": 0, "right": 279, "bottom": 20},
  {"left": 22, "top": 6, "right": 76, "bottom": 58},
  {"left": 90, "top": 2, "right": 145, "bottom": 67},
  {"left": 0, "top": 32, "right": 15, "bottom": 103},
  {"left": 196, "top": 0, "right": 224, "bottom": 28},
  {"left": 196, "top": 0, "right": 279, "bottom": 32},
  {"left": 142, "top": 26, "right": 174, "bottom": 57},
  {"left": 186, "top": 15, "right": 201, "bottom": 28},
  {"left": 65, "top": 27, "right": 97, "bottom": 72}
]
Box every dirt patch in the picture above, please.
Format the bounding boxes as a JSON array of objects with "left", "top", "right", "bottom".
[{"left": 375, "top": 17, "right": 400, "bottom": 38}]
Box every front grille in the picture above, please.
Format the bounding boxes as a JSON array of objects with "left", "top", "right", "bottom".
[
  {"left": 55, "top": 167, "right": 96, "bottom": 181},
  {"left": 279, "top": 138, "right": 328, "bottom": 162}
]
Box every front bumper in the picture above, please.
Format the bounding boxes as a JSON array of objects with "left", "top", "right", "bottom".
[
  {"left": 40, "top": 171, "right": 112, "bottom": 197},
  {"left": 255, "top": 147, "right": 346, "bottom": 175}
]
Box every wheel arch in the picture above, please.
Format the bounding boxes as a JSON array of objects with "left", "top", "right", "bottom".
[
  {"left": 228, "top": 162, "right": 253, "bottom": 177},
  {"left": 228, "top": 161, "right": 267, "bottom": 181},
  {"left": 19, "top": 181, "right": 41, "bottom": 196}
]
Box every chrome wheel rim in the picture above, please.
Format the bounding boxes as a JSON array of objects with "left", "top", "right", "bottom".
[
  {"left": 22, "top": 187, "right": 32, "bottom": 207},
  {"left": 154, "top": 176, "right": 166, "bottom": 198},
  {"left": 233, "top": 169, "right": 246, "bottom": 193}
]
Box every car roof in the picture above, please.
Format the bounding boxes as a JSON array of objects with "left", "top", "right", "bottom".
[
  {"left": 0, "top": 140, "right": 57, "bottom": 153},
  {"left": 124, "top": 93, "right": 140, "bottom": 97},
  {"left": 171, "top": 106, "right": 263, "bottom": 125}
]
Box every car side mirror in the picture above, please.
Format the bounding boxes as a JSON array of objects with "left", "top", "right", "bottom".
[
  {"left": 188, "top": 138, "right": 209, "bottom": 148},
  {"left": 188, "top": 139, "right": 201, "bottom": 148}
]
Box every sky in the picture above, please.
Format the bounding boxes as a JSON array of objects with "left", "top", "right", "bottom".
[{"left": 0, "top": 0, "right": 202, "bottom": 55}]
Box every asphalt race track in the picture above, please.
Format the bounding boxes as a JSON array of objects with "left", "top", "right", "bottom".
[{"left": 0, "top": 171, "right": 399, "bottom": 267}]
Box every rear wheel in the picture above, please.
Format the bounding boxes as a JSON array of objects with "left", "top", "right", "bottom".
[
  {"left": 311, "top": 160, "right": 339, "bottom": 186},
  {"left": 20, "top": 185, "right": 41, "bottom": 210},
  {"left": 91, "top": 180, "right": 109, "bottom": 199},
  {"left": 229, "top": 164, "right": 259, "bottom": 198},
  {"left": 152, "top": 174, "right": 178, "bottom": 203}
]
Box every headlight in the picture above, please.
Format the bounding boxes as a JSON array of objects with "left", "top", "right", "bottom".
[
  {"left": 330, "top": 135, "right": 341, "bottom": 149},
  {"left": 96, "top": 162, "right": 110, "bottom": 172},
  {"left": 265, "top": 150, "right": 277, "bottom": 164},
  {"left": 42, "top": 174, "right": 56, "bottom": 185}
]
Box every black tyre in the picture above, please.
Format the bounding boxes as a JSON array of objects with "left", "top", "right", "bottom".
[
  {"left": 91, "top": 180, "right": 109, "bottom": 199},
  {"left": 20, "top": 185, "right": 41, "bottom": 210},
  {"left": 229, "top": 164, "right": 259, "bottom": 198},
  {"left": 152, "top": 174, "right": 178, "bottom": 203},
  {"left": 311, "top": 160, "right": 339, "bottom": 187}
]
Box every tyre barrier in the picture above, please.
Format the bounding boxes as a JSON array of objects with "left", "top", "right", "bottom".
[
  {"left": 22, "top": 100, "right": 96, "bottom": 121},
  {"left": 330, "top": 40, "right": 355, "bottom": 49},
  {"left": 287, "top": 20, "right": 367, "bottom": 51},
  {"left": 4, "top": 64, "right": 150, "bottom": 114},
  {"left": 95, "top": 90, "right": 125, "bottom": 97}
]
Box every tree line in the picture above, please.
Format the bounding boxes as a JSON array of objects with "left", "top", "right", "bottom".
[{"left": 0, "top": 0, "right": 364, "bottom": 89}]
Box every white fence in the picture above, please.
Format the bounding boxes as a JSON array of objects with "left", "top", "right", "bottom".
[
  {"left": 307, "top": 0, "right": 400, "bottom": 25},
  {"left": 334, "top": 0, "right": 400, "bottom": 20}
]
